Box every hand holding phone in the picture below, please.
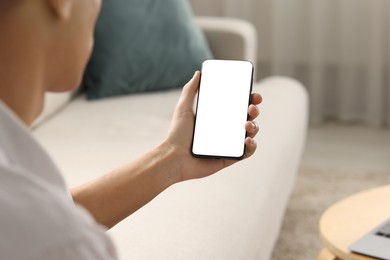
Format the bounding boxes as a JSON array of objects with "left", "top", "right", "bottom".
[{"left": 191, "top": 59, "right": 254, "bottom": 159}]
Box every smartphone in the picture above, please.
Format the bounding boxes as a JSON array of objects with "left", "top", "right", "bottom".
[{"left": 191, "top": 59, "right": 254, "bottom": 159}]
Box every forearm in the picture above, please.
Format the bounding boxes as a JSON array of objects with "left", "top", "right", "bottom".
[{"left": 70, "top": 142, "right": 180, "bottom": 229}]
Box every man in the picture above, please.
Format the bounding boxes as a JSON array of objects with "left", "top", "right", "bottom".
[{"left": 0, "top": 0, "right": 262, "bottom": 259}]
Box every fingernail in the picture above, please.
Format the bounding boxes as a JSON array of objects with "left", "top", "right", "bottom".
[{"left": 252, "top": 121, "right": 257, "bottom": 130}]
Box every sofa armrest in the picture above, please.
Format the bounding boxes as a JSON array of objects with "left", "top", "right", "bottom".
[{"left": 195, "top": 16, "right": 258, "bottom": 69}]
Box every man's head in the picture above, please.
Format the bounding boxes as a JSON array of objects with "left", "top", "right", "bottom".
[
  {"left": 2, "top": 0, "right": 101, "bottom": 89},
  {"left": 48, "top": 0, "right": 102, "bottom": 92},
  {"left": 0, "top": 0, "right": 101, "bottom": 124}
]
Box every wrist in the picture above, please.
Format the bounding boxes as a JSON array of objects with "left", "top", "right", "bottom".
[{"left": 155, "top": 141, "right": 184, "bottom": 185}]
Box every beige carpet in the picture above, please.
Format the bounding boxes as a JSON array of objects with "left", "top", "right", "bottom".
[{"left": 271, "top": 166, "right": 390, "bottom": 260}]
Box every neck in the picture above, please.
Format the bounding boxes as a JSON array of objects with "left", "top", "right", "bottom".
[{"left": 0, "top": 7, "right": 46, "bottom": 126}]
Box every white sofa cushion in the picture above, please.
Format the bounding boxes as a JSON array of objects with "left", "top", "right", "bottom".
[{"left": 32, "top": 92, "right": 73, "bottom": 128}]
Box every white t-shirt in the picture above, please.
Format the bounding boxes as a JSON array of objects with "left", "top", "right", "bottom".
[{"left": 0, "top": 101, "right": 118, "bottom": 260}]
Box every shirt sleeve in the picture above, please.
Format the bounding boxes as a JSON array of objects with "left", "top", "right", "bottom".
[{"left": 31, "top": 230, "right": 118, "bottom": 260}]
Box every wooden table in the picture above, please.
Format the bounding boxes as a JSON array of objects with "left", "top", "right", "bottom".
[{"left": 318, "top": 185, "right": 390, "bottom": 260}]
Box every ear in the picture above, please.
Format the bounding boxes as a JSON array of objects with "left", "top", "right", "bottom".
[{"left": 47, "top": 0, "right": 73, "bottom": 20}]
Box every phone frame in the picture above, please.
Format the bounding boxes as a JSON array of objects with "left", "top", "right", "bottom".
[{"left": 191, "top": 59, "right": 254, "bottom": 160}]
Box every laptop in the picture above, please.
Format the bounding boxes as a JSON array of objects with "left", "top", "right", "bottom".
[{"left": 349, "top": 217, "right": 390, "bottom": 260}]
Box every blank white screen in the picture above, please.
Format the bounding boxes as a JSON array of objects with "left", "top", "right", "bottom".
[{"left": 192, "top": 60, "right": 253, "bottom": 158}]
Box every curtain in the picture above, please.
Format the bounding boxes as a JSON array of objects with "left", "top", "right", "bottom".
[{"left": 191, "top": 0, "right": 390, "bottom": 127}]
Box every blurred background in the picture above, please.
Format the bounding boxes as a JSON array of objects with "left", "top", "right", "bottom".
[
  {"left": 191, "top": 0, "right": 390, "bottom": 127},
  {"left": 190, "top": 1, "right": 390, "bottom": 259}
]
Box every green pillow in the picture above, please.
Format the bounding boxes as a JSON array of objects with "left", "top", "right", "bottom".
[{"left": 84, "top": 0, "right": 213, "bottom": 100}]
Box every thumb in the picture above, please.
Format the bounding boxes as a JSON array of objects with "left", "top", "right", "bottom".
[{"left": 176, "top": 71, "right": 201, "bottom": 112}]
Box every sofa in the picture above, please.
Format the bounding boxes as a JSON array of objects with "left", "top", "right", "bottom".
[{"left": 32, "top": 17, "right": 309, "bottom": 260}]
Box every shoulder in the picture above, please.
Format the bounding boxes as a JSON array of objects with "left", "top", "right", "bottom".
[{"left": 0, "top": 166, "right": 117, "bottom": 260}]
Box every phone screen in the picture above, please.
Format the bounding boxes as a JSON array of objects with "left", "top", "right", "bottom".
[{"left": 191, "top": 60, "right": 254, "bottom": 159}]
